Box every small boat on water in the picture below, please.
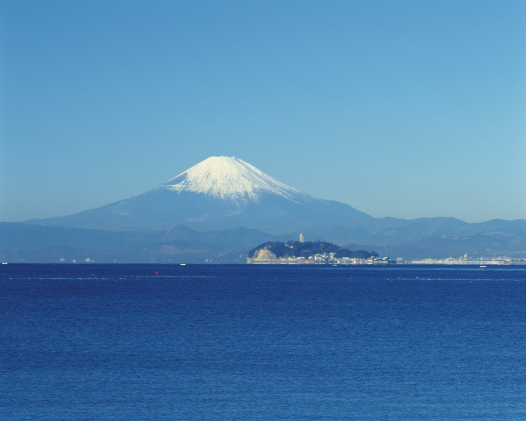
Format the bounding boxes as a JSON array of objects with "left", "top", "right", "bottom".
[
  {"left": 2, "top": 262, "right": 7, "bottom": 265},
  {"left": 480, "top": 265, "right": 486, "bottom": 268},
  {"left": 180, "top": 263, "right": 186, "bottom": 266}
]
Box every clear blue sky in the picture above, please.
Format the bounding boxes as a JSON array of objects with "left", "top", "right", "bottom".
[{"left": 1, "top": 0, "right": 525, "bottom": 223}]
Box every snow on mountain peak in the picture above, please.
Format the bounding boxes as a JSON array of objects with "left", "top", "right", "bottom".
[{"left": 161, "top": 156, "right": 307, "bottom": 201}]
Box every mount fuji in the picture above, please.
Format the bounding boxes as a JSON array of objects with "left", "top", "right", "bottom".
[
  {"left": 6, "top": 155, "right": 526, "bottom": 262},
  {"left": 27, "top": 156, "right": 371, "bottom": 233}
]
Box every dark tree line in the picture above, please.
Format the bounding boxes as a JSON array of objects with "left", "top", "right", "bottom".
[{"left": 248, "top": 241, "right": 377, "bottom": 259}]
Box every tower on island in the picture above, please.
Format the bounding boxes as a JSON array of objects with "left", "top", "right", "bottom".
[{"left": 299, "top": 232, "right": 305, "bottom": 243}]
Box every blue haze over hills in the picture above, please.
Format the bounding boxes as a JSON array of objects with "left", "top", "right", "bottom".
[{"left": 1, "top": 157, "right": 524, "bottom": 263}]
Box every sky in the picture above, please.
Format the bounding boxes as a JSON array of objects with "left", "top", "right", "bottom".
[{"left": 1, "top": 0, "right": 525, "bottom": 223}]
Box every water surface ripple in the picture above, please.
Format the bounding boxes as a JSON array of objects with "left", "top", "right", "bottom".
[{"left": 1, "top": 264, "right": 525, "bottom": 420}]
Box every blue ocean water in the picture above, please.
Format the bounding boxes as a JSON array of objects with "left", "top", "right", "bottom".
[{"left": 1, "top": 264, "right": 525, "bottom": 420}]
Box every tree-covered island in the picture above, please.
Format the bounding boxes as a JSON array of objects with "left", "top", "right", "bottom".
[{"left": 247, "top": 241, "right": 379, "bottom": 264}]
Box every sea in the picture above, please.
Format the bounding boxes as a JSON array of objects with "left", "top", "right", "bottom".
[{"left": 1, "top": 264, "right": 525, "bottom": 420}]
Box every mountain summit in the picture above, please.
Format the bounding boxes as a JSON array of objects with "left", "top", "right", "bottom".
[
  {"left": 160, "top": 156, "right": 308, "bottom": 202},
  {"left": 16, "top": 156, "right": 526, "bottom": 260},
  {"left": 26, "top": 156, "right": 371, "bottom": 232}
]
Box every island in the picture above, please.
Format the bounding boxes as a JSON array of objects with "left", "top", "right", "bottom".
[{"left": 247, "top": 241, "right": 380, "bottom": 264}]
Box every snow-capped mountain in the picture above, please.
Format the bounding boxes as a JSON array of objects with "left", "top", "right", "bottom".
[
  {"left": 161, "top": 156, "right": 309, "bottom": 202},
  {"left": 14, "top": 156, "right": 526, "bottom": 261},
  {"left": 26, "top": 156, "right": 371, "bottom": 233}
]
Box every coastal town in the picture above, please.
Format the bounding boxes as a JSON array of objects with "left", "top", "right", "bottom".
[
  {"left": 248, "top": 254, "right": 526, "bottom": 265},
  {"left": 247, "top": 253, "right": 526, "bottom": 267},
  {"left": 247, "top": 234, "right": 526, "bottom": 265}
]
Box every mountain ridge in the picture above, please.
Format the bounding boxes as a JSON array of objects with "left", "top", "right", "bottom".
[{"left": 6, "top": 156, "right": 525, "bottom": 261}]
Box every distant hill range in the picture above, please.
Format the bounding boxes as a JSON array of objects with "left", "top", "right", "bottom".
[
  {"left": 0, "top": 222, "right": 280, "bottom": 264},
  {"left": 2, "top": 156, "right": 525, "bottom": 262}
]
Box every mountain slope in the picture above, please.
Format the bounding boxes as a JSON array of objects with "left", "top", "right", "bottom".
[
  {"left": 16, "top": 156, "right": 526, "bottom": 260},
  {"left": 26, "top": 156, "right": 371, "bottom": 233}
]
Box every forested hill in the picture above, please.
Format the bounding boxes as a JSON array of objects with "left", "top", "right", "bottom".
[{"left": 247, "top": 241, "right": 378, "bottom": 259}]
